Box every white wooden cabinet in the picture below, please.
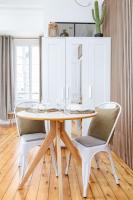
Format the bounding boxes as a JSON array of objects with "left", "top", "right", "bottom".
[{"left": 42, "top": 37, "right": 111, "bottom": 135}]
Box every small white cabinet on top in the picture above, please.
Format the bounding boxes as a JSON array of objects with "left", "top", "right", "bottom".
[{"left": 42, "top": 37, "right": 111, "bottom": 135}]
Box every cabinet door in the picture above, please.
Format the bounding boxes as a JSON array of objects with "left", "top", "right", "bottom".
[
  {"left": 90, "top": 38, "right": 111, "bottom": 106},
  {"left": 42, "top": 38, "right": 66, "bottom": 105},
  {"left": 66, "top": 38, "right": 90, "bottom": 105},
  {"left": 81, "top": 38, "right": 111, "bottom": 109}
]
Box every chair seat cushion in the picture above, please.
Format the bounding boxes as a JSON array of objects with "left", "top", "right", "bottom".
[
  {"left": 75, "top": 135, "right": 106, "bottom": 147},
  {"left": 21, "top": 133, "right": 46, "bottom": 142}
]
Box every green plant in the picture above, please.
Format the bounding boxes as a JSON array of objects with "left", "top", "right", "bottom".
[{"left": 92, "top": 0, "right": 106, "bottom": 34}]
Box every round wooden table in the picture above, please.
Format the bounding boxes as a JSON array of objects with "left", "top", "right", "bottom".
[{"left": 17, "top": 110, "right": 96, "bottom": 200}]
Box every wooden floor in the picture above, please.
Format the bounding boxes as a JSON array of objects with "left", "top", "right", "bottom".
[{"left": 0, "top": 125, "right": 133, "bottom": 200}]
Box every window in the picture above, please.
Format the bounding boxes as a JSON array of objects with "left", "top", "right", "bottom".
[{"left": 14, "top": 39, "right": 40, "bottom": 104}]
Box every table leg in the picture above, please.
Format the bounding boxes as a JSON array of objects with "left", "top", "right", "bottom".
[
  {"left": 56, "top": 121, "right": 63, "bottom": 200},
  {"left": 60, "top": 123, "right": 81, "bottom": 165},
  {"left": 18, "top": 121, "right": 56, "bottom": 189}
]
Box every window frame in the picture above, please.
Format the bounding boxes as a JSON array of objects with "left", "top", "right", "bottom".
[{"left": 14, "top": 38, "right": 40, "bottom": 104}]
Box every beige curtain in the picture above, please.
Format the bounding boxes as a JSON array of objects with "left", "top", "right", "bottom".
[
  {"left": 103, "top": 0, "right": 133, "bottom": 169},
  {"left": 0, "top": 36, "right": 15, "bottom": 120}
]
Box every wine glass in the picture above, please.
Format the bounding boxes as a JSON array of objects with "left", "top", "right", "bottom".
[
  {"left": 64, "top": 87, "right": 71, "bottom": 113},
  {"left": 41, "top": 99, "right": 50, "bottom": 113}
]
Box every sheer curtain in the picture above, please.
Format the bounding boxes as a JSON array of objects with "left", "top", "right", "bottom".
[
  {"left": 0, "top": 36, "right": 15, "bottom": 120},
  {"left": 103, "top": 0, "right": 133, "bottom": 169}
]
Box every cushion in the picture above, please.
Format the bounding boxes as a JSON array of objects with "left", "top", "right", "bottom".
[
  {"left": 15, "top": 106, "right": 45, "bottom": 135},
  {"left": 75, "top": 136, "right": 106, "bottom": 147},
  {"left": 88, "top": 106, "right": 119, "bottom": 141},
  {"left": 21, "top": 133, "right": 45, "bottom": 142},
  {"left": 17, "top": 118, "right": 45, "bottom": 135}
]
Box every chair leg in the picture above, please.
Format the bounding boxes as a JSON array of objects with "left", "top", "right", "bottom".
[
  {"left": 65, "top": 151, "right": 71, "bottom": 175},
  {"left": 50, "top": 143, "right": 58, "bottom": 177},
  {"left": 18, "top": 154, "right": 23, "bottom": 167},
  {"left": 21, "top": 150, "right": 29, "bottom": 177},
  {"left": 19, "top": 142, "right": 31, "bottom": 178},
  {"left": 18, "top": 143, "right": 23, "bottom": 167},
  {"left": 95, "top": 154, "right": 100, "bottom": 169},
  {"left": 82, "top": 160, "right": 91, "bottom": 198},
  {"left": 108, "top": 149, "right": 120, "bottom": 184},
  {"left": 19, "top": 153, "right": 28, "bottom": 178}
]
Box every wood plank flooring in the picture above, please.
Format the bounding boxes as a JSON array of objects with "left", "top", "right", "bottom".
[{"left": 0, "top": 125, "right": 133, "bottom": 200}]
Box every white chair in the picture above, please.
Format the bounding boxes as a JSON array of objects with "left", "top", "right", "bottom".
[
  {"left": 14, "top": 101, "right": 58, "bottom": 177},
  {"left": 65, "top": 102, "right": 121, "bottom": 197}
]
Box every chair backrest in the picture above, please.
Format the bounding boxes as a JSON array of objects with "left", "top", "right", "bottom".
[
  {"left": 14, "top": 101, "right": 45, "bottom": 136},
  {"left": 88, "top": 102, "right": 121, "bottom": 144}
]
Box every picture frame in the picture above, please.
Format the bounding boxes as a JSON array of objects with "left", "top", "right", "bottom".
[
  {"left": 75, "top": 23, "right": 96, "bottom": 37},
  {"left": 56, "top": 22, "right": 95, "bottom": 37},
  {"left": 56, "top": 22, "right": 75, "bottom": 37}
]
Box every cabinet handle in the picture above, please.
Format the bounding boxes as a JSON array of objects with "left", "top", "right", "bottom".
[{"left": 78, "top": 44, "right": 82, "bottom": 60}]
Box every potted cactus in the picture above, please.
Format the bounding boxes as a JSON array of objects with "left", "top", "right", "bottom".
[{"left": 92, "top": 0, "right": 106, "bottom": 37}]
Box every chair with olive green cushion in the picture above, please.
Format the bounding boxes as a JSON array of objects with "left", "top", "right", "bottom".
[
  {"left": 65, "top": 102, "right": 121, "bottom": 197},
  {"left": 15, "top": 101, "right": 58, "bottom": 177}
]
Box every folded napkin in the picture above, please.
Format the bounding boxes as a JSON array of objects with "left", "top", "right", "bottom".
[
  {"left": 67, "top": 109, "right": 95, "bottom": 114},
  {"left": 26, "top": 108, "right": 59, "bottom": 113},
  {"left": 66, "top": 104, "right": 95, "bottom": 114}
]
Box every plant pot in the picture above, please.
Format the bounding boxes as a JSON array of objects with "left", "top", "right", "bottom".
[{"left": 95, "top": 33, "right": 103, "bottom": 37}]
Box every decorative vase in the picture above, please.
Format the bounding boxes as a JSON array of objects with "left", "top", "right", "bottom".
[
  {"left": 60, "top": 29, "right": 69, "bottom": 37},
  {"left": 48, "top": 22, "right": 59, "bottom": 37}
]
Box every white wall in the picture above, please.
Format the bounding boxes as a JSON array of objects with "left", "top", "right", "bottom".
[
  {"left": 0, "top": 8, "right": 45, "bottom": 37},
  {"left": 0, "top": 0, "right": 103, "bottom": 37},
  {"left": 43, "top": 0, "right": 94, "bottom": 36}
]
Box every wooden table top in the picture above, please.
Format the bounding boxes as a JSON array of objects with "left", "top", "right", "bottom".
[{"left": 16, "top": 110, "right": 97, "bottom": 121}]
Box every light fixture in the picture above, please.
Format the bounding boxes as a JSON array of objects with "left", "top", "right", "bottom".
[{"left": 75, "top": 0, "right": 92, "bottom": 7}]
